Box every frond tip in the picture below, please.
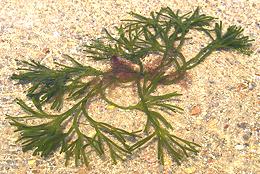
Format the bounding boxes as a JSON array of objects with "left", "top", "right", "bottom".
[
  {"left": 9, "top": 118, "right": 66, "bottom": 157},
  {"left": 214, "top": 22, "right": 254, "bottom": 55}
]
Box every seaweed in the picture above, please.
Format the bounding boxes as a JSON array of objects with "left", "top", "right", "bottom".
[{"left": 8, "top": 7, "right": 253, "bottom": 166}]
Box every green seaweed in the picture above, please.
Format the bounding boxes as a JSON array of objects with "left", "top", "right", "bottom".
[{"left": 8, "top": 7, "right": 253, "bottom": 167}]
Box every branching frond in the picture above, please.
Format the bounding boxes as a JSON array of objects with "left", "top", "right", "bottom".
[
  {"left": 8, "top": 7, "right": 253, "bottom": 167},
  {"left": 213, "top": 22, "right": 254, "bottom": 55},
  {"left": 9, "top": 118, "right": 66, "bottom": 157},
  {"left": 12, "top": 58, "right": 103, "bottom": 110}
]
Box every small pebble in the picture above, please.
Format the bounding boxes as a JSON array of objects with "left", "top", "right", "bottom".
[
  {"left": 248, "top": 82, "right": 256, "bottom": 90},
  {"left": 190, "top": 105, "right": 201, "bottom": 115},
  {"left": 32, "top": 170, "right": 40, "bottom": 174},
  {"left": 237, "top": 122, "right": 249, "bottom": 129},
  {"left": 42, "top": 47, "right": 50, "bottom": 54},
  {"left": 53, "top": 31, "right": 60, "bottom": 37},
  {"left": 244, "top": 143, "right": 250, "bottom": 147},
  {"left": 184, "top": 167, "right": 196, "bottom": 174},
  {"left": 235, "top": 144, "right": 245, "bottom": 150},
  {"left": 107, "top": 105, "right": 116, "bottom": 110},
  {"left": 28, "top": 159, "right": 36, "bottom": 165},
  {"left": 242, "top": 132, "right": 252, "bottom": 141},
  {"left": 224, "top": 124, "right": 229, "bottom": 129},
  {"left": 236, "top": 83, "right": 247, "bottom": 91}
]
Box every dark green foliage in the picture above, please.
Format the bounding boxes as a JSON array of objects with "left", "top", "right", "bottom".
[
  {"left": 8, "top": 117, "right": 66, "bottom": 157},
  {"left": 12, "top": 57, "right": 103, "bottom": 110},
  {"left": 8, "top": 7, "right": 253, "bottom": 167},
  {"left": 214, "top": 22, "right": 254, "bottom": 54}
]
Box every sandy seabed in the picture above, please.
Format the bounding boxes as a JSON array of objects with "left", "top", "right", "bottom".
[{"left": 0, "top": 0, "right": 259, "bottom": 173}]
